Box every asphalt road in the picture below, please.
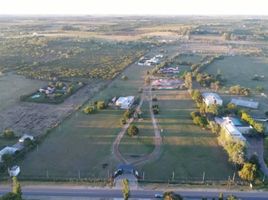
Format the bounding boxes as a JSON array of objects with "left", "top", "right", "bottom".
[{"left": 1, "top": 187, "right": 268, "bottom": 199}]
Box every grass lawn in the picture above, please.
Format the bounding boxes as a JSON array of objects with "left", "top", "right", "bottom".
[
  {"left": 19, "top": 108, "right": 123, "bottom": 178},
  {"left": 205, "top": 55, "right": 268, "bottom": 92},
  {"left": 139, "top": 90, "right": 234, "bottom": 181},
  {"left": 0, "top": 73, "right": 45, "bottom": 111},
  {"left": 176, "top": 54, "right": 204, "bottom": 64},
  {"left": 119, "top": 101, "right": 155, "bottom": 157},
  {"left": 264, "top": 137, "right": 268, "bottom": 166},
  {"left": 0, "top": 137, "right": 18, "bottom": 149}
]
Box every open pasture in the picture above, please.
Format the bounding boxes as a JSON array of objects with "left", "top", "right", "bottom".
[
  {"left": 139, "top": 90, "right": 234, "bottom": 181},
  {"left": 0, "top": 73, "right": 45, "bottom": 111},
  {"left": 205, "top": 55, "right": 268, "bottom": 92}
]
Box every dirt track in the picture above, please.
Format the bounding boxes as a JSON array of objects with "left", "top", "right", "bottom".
[{"left": 112, "top": 83, "right": 162, "bottom": 166}]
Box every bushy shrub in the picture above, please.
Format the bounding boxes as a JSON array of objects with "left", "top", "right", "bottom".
[
  {"left": 127, "top": 125, "right": 139, "bottom": 136},
  {"left": 2, "top": 129, "right": 15, "bottom": 139},
  {"left": 83, "top": 105, "right": 96, "bottom": 114}
]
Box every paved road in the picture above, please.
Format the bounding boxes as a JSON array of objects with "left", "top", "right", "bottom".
[{"left": 1, "top": 187, "right": 268, "bottom": 199}]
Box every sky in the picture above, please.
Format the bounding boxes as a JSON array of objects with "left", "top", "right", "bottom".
[{"left": 0, "top": 0, "right": 268, "bottom": 15}]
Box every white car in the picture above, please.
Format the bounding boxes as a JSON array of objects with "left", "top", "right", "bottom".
[{"left": 154, "top": 193, "right": 163, "bottom": 198}]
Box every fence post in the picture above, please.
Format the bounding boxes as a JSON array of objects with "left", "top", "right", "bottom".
[
  {"left": 46, "top": 170, "right": 49, "bottom": 179},
  {"left": 232, "top": 172, "right": 236, "bottom": 182},
  {"left": 143, "top": 172, "right": 145, "bottom": 180},
  {"left": 78, "top": 170, "right": 81, "bottom": 179},
  {"left": 172, "top": 171, "right": 175, "bottom": 181},
  {"left": 202, "top": 171, "right": 206, "bottom": 183}
]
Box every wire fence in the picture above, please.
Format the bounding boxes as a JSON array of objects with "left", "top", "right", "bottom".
[{"left": 0, "top": 169, "right": 257, "bottom": 187}]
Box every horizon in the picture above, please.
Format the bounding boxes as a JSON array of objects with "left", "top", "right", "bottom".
[{"left": 1, "top": 0, "right": 268, "bottom": 16}]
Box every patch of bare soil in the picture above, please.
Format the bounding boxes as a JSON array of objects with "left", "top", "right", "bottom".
[{"left": 0, "top": 81, "right": 107, "bottom": 136}]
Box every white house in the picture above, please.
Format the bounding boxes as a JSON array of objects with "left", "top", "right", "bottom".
[
  {"left": 222, "top": 122, "right": 246, "bottom": 142},
  {"left": 222, "top": 117, "right": 252, "bottom": 134},
  {"left": 0, "top": 146, "right": 19, "bottom": 162},
  {"left": 202, "top": 92, "right": 223, "bottom": 106},
  {"left": 115, "top": 96, "right": 135, "bottom": 109},
  {"left": 19, "top": 134, "right": 34, "bottom": 143}
]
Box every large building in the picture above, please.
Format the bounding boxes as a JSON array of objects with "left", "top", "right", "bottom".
[
  {"left": 202, "top": 92, "right": 223, "bottom": 106},
  {"left": 216, "top": 116, "right": 248, "bottom": 142}
]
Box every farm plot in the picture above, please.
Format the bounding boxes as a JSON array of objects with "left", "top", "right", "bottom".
[
  {"left": 139, "top": 90, "right": 234, "bottom": 181},
  {"left": 0, "top": 73, "right": 45, "bottom": 111},
  {"left": 205, "top": 55, "right": 268, "bottom": 92}
]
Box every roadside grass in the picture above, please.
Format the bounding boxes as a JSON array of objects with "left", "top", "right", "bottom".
[
  {"left": 0, "top": 73, "right": 45, "bottom": 111},
  {"left": 139, "top": 90, "right": 234, "bottom": 181},
  {"left": 205, "top": 55, "right": 268, "bottom": 92}
]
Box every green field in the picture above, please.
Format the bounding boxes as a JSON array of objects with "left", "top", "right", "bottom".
[
  {"left": 0, "top": 138, "right": 18, "bottom": 149},
  {"left": 18, "top": 58, "right": 153, "bottom": 178},
  {"left": 119, "top": 101, "right": 155, "bottom": 157},
  {"left": 205, "top": 55, "right": 268, "bottom": 92},
  {"left": 139, "top": 90, "right": 234, "bottom": 180},
  {"left": 0, "top": 73, "right": 45, "bottom": 111},
  {"left": 176, "top": 53, "right": 204, "bottom": 64}
]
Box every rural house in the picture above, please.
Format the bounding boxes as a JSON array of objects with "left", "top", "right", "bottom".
[
  {"left": 115, "top": 96, "right": 135, "bottom": 109},
  {"left": 202, "top": 92, "right": 223, "bottom": 106}
]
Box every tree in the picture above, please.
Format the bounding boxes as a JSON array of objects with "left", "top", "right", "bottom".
[
  {"left": 122, "top": 179, "right": 130, "bottom": 200},
  {"left": 127, "top": 125, "right": 139, "bottom": 136},
  {"left": 206, "top": 104, "right": 220, "bottom": 115},
  {"left": 12, "top": 177, "right": 22, "bottom": 198},
  {"left": 227, "top": 195, "right": 238, "bottom": 200},
  {"left": 0, "top": 192, "right": 21, "bottom": 200},
  {"left": 123, "top": 110, "right": 132, "bottom": 120},
  {"left": 224, "top": 141, "right": 245, "bottom": 165},
  {"left": 2, "top": 154, "right": 14, "bottom": 167},
  {"left": 249, "top": 154, "right": 260, "bottom": 170},
  {"left": 218, "top": 193, "right": 224, "bottom": 200},
  {"left": 191, "top": 90, "right": 203, "bottom": 104},
  {"left": 145, "top": 76, "right": 150, "bottom": 85},
  {"left": 253, "top": 122, "right": 265, "bottom": 134},
  {"left": 223, "top": 32, "right": 231, "bottom": 40},
  {"left": 83, "top": 105, "right": 95, "bottom": 114},
  {"left": 96, "top": 101, "right": 106, "bottom": 110},
  {"left": 163, "top": 191, "right": 183, "bottom": 200},
  {"left": 209, "top": 121, "right": 221, "bottom": 134},
  {"left": 238, "top": 163, "right": 257, "bottom": 182},
  {"left": 184, "top": 72, "right": 192, "bottom": 89},
  {"left": 3, "top": 129, "right": 15, "bottom": 139}
]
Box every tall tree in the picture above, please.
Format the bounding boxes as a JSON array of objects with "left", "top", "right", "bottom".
[
  {"left": 163, "top": 191, "right": 183, "bottom": 200},
  {"left": 12, "top": 177, "right": 22, "bottom": 198},
  {"left": 239, "top": 163, "right": 257, "bottom": 182},
  {"left": 122, "top": 179, "right": 130, "bottom": 200}
]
